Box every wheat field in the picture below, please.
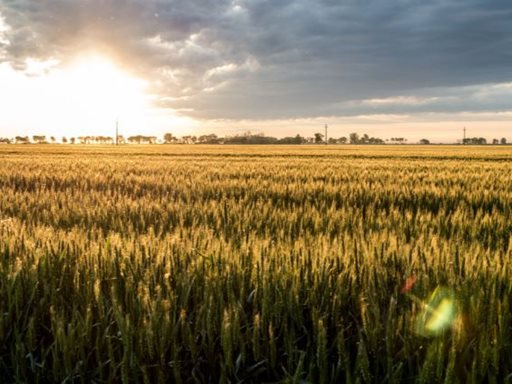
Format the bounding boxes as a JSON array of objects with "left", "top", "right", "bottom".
[{"left": 0, "top": 145, "right": 511, "bottom": 383}]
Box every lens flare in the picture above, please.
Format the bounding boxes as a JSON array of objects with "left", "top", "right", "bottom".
[
  {"left": 401, "top": 276, "right": 417, "bottom": 293},
  {"left": 415, "top": 287, "right": 458, "bottom": 337}
]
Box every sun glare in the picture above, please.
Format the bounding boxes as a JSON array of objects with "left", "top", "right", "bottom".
[
  {"left": 0, "top": 54, "right": 181, "bottom": 139},
  {"left": 57, "top": 55, "right": 151, "bottom": 127},
  {"left": 0, "top": 53, "right": 191, "bottom": 139}
]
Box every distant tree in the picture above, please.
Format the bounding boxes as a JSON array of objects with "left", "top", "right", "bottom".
[
  {"left": 125, "top": 135, "right": 156, "bottom": 144},
  {"left": 314, "top": 133, "right": 324, "bottom": 143},
  {"left": 197, "top": 134, "right": 220, "bottom": 144},
  {"left": 0, "top": 137, "right": 11, "bottom": 144},
  {"left": 62, "top": 136, "right": 68, "bottom": 144},
  {"left": 15, "top": 136, "right": 30, "bottom": 144},
  {"left": 128, "top": 135, "right": 144, "bottom": 144},
  {"left": 117, "top": 135, "right": 125, "bottom": 144},
  {"left": 33, "top": 135, "right": 47, "bottom": 144},
  {"left": 295, "top": 134, "right": 307, "bottom": 144},
  {"left": 163, "top": 133, "right": 174, "bottom": 143},
  {"left": 70, "top": 137, "right": 75, "bottom": 144},
  {"left": 464, "top": 137, "right": 487, "bottom": 145},
  {"left": 493, "top": 138, "right": 499, "bottom": 145},
  {"left": 277, "top": 134, "right": 306, "bottom": 144},
  {"left": 95, "top": 136, "right": 114, "bottom": 144},
  {"left": 349, "top": 133, "right": 359, "bottom": 144},
  {"left": 328, "top": 137, "right": 337, "bottom": 144},
  {"left": 501, "top": 137, "right": 507, "bottom": 145},
  {"left": 224, "top": 133, "right": 278, "bottom": 144},
  {"left": 369, "top": 137, "right": 385, "bottom": 144},
  {"left": 345, "top": 133, "right": 384, "bottom": 144},
  {"left": 419, "top": 138, "right": 430, "bottom": 145},
  {"left": 50, "top": 136, "right": 56, "bottom": 143}
]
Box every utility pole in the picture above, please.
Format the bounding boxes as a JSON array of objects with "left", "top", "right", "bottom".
[
  {"left": 463, "top": 126, "right": 466, "bottom": 145},
  {"left": 115, "top": 119, "right": 119, "bottom": 146},
  {"left": 325, "top": 124, "right": 328, "bottom": 145}
]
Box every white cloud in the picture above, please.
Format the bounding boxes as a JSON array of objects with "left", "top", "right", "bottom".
[{"left": 23, "top": 57, "right": 60, "bottom": 76}]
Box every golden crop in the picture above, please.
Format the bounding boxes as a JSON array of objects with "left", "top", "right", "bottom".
[{"left": 0, "top": 145, "right": 511, "bottom": 382}]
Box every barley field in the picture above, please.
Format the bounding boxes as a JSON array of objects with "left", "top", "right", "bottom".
[{"left": 0, "top": 144, "right": 511, "bottom": 383}]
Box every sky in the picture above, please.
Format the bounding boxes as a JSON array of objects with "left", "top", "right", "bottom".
[{"left": 0, "top": 0, "right": 512, "bottom": 142}]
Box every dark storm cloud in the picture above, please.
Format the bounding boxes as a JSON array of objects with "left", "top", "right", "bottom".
[{"left": 1, "top": 0, "right": 512, "bottom": 119}]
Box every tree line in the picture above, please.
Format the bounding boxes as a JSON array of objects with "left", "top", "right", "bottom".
[
  {"left": 0, "top": 132, "right": 508, "bottom": 145},
  {"left": 463, "top": 137, "right": 507, "bottom": 145}
]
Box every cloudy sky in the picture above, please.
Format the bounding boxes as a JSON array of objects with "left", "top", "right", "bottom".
[{"left": 1, "top": 0, "right": 512, "bottom": 142}]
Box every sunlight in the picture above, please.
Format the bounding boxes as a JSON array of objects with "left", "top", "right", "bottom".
[
  {"left": 0, "top": 54, "right": 198, "bottom": 139},
  {"left": 57, "top": 55, "right": 151, "bottom": 127}
]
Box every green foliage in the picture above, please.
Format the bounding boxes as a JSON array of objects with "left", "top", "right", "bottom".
[{"left": 0, "top": 145, "right": 511, "bottom": 382}]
